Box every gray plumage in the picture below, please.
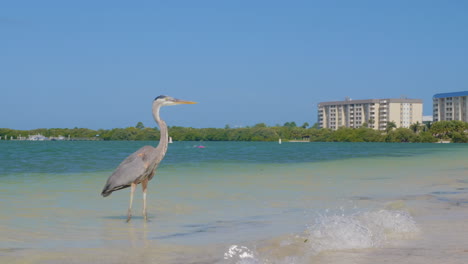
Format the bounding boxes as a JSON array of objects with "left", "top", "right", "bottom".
[
  {"left": 101, "top": 95, "right": 196, "bottom": 222},
  {"left": 101, "top": 145, "right": 155, "bottom": 197}
]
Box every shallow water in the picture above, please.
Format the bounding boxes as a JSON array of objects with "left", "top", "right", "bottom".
[{"left": 0, "top": 141, "right": 467, "bottom": 263}]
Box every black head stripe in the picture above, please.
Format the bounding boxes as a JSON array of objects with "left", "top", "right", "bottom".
[{"left": 155, "top": 95, "right": 168, "bottom": 101}]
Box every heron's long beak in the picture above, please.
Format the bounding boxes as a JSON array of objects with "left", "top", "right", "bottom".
[{"left": 174, "top": 98, "right": 197, "bottom": 104}]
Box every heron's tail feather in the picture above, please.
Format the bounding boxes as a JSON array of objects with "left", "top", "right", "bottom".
[
  {"left": 101, "top": 184, "right": 130, "bottom": 197},
  {"left": 101, "top": 184, "right": 112, "bottom": 197},
  {"left": 101, "top": 189, "right": 112, "bottom": 197}
]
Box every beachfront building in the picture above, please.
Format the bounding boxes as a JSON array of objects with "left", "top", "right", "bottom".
[
  {"left": 318, "top": 97, "right": 423, "bottom": 131},
  {"left": 432, "top": 91, "right": 468, "bottom": 122}
]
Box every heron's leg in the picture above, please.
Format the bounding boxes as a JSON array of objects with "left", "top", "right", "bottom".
[
  {"left": 127, "top": 182, "right": 136, "bottom": 222},
  {"left": 141, "top": 178, "right": 149, "bottom": 221}
]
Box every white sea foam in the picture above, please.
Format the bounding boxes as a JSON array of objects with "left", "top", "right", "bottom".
[
  {"left": 223, "top": 245, "right": 259, "bottom": 264},
  {"left": 222, "top": 209, "right": 419, "bottom": 264}
]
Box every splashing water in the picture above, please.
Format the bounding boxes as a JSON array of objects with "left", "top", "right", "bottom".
[
  {"left": 223, "top": 245, "right": 258, "bottom": 264},
  {"left": 307, "top": 209, "right": 419, "bottom": 254},
  {"left": 222, "top": 209, "right": 419, "bottom": 264}
]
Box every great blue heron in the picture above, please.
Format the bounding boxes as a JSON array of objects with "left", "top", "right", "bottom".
[{"left": 101, "top": 95, "right": 196, "bottom": 222}]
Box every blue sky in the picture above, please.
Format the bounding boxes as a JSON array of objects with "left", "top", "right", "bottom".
[{"left": 2, "top": 1, "right": 468, "bottom": 130}]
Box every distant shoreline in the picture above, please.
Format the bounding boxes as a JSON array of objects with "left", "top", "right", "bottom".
[{"left": 1, "top": 120, "right": 467, "bottom": 143}]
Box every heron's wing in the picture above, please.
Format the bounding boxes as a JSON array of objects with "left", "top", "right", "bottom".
[{"left": 101, "top": 145, "right": 155, "bottom": 196}]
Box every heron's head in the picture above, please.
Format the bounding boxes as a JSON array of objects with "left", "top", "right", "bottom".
[{"left": 154, "top": 95, "right": 197, "bottom": 106}]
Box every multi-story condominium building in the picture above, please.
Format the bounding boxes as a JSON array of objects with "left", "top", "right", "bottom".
[
  {"left": 318, "top": 98, "right": 423, "bottom": 131},
  {"left": 433, "top": 91, "right": 468, "bottom": 122}
]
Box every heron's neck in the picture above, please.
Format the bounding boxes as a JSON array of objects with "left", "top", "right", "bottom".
[{"left": 152, "top": 103, "right": 169, "bottom": 161}]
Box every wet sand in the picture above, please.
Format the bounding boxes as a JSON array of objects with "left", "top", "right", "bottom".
[{"left": 2, "top": 193, "right": 468, "bottom": 264}]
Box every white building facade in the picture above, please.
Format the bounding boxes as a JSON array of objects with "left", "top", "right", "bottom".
[
  {"left": 318, "top": 98, "right": 423, "bottom": 131},
  {"left": 433, "top": 91, "right": 468, "bottom": 122}
]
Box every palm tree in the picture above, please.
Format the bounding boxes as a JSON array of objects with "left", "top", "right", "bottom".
[
  {"left": 410, "top": 122, "right": 422, "bottom": 134},
  {"left": 386, "top": 121, "right": 397, "bottom": 133}
]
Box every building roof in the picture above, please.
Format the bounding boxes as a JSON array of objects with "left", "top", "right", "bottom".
[
  {"left": 433, "top": 91, "right": 468, "bottom": 98},
  {"left": 318, "top": 98, "right": 422, "bottom": 106}
]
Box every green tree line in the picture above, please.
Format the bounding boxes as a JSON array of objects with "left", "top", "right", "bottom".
[{"left": 1, "top": 120, "right": 467, "bottom": 143}]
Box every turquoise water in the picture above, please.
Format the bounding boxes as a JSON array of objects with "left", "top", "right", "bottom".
[{"left": 1, "top": 141, "right": 467, "bottom": 263}]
